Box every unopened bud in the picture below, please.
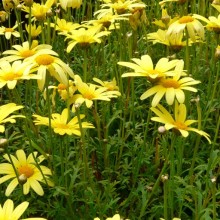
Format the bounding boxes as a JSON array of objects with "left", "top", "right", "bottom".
[
  {"left": 18, "top": 174, "right": 27, "bottom": 184},
  {"left": 24, "top": 0, "right": 34, "bottom": 7},
  {"left": 0, "top": 138, "right": 8, "bottom": 148},
  {"left": 161, "top": 174, "right": 169, "bottom": 182},
  {"left": 213, "top": 0, "right": 220, "bottom": 5},
  {"left": 211, "top": 176, "right": 216, "bottom": 183},
  {"left": 158, "top": 126, "right": 166, "bottom": 134},
  {"left": 215, "top": 45, "right": 220, "bottom": 59},
  {"left": 161, "top": 8, "right": 170, "bottom": 25}
]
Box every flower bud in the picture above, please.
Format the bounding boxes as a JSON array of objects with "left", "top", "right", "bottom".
[
  {"left": 24, "top": 0, "right": 34, "bottom": 7},
  {"left": 158, "top": 126, "right": 166, "bottom": 134},
  {"left": 18, "top": 174, "right": 28, "bottom": 184},
  {"left": 215, "top": 45, "right": 220, "bottom": 59}
]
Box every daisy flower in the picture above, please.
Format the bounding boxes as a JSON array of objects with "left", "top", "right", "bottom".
[
  {"left": 33, "top": 108, "right": 94, "bottom": 136},
  {"left": 50, "top": 17, "right": 80, "bottom": 34},
  {"left": 59, "top": 0, "right": 82, "bottom": 10},
  {"left": 0, "top": 199, "right": 46, "bottom": 220},
  {"left": 2, "top": 0, "right": 20, "bottom": 11},
  {"left": 22, "top": 0, "right": 54, "bottom": 21},
  {"left": 86, "top": 12, "right": 128, "bottom": 29},
  {"left": 150, "top": 102, "right": 211, "bottom": 143},
  {"left": 94, "top": 214, "right": 128, "bottom": 220},
  {"left": 166, "top": 14, "right": 204, "bottom": 42},
  {"left": 95, "top": 0, "right": 145, "bottom": 18},
  {"left": 64, "top": 24, "right": 111, "bottom": 52},
  {"left": 193, "top": 14, "right": 220, "bottom": 33},
  {"left": 0, "top": 22, "right": 20, "bottom": 40},
  {"left": 118, "top": 54, "right": 180, "bottom": 81},
  {"left": 2, "top": 40, "right": 52, "bottom": 62},
  {"left": 140, "top": 60, "right": 200, "bottom": 106},
  {"left": 0, "top": 149, "right": 53, "bottom": 196},
  {"left": 0, "top": 10, "right": 8, "bottom": 23},
  {"left": 92, "top": 77, "right": 120, "bottom": 92},
  {"left": 25, "top": 23, "right": 42, "bottom": 38},
  {"left": 71, "top": 75, "right": 121, "bottom": 109},
  {"left": 147, "top": 29, "right": 192, "bottom": 51},
  {"left": 0, "top": 60, "right": 40, "bottom": 89},
  {"left": 0, "top": 103, "right": 25, "bottom": 133},
  {"left": 24, "top": 48, "right": 75, "bottom": 91}
]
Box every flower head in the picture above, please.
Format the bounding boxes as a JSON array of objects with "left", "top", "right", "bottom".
[
  {"left": 50, "top": 17, "right": 80, "bottom": 34},
  {"left": 2, "top": 40, "right": 52, "bottom": 62},
  {"left": 118, "top": 54, "right": 180, "bottom": 81},
  {"left": 0, "top": 149, "right": 53, "bottom": 196},
  {"left": 0, "top": 22, "right": 20, "bottom": 39},
  {"left": 33, "top": 108, "right": 94, "bottom": 136},
  {"left": 59, "top": 0, "right": 82, "bottom": 10},
  {"left": 0, "top": 60, "right": 40, "bottom": 89},
  {"left": 193, "top": 14, "right": 220, "bottom": 33},
  {"left": 24, "top": 48, "right": 75, "bottom": 90},
  {"left": 0, "top": 199, "right": 46, "bottom": 220},
  {"left": 150, "top": 102, "right": 211, "bottom": 143},
  {"left": 166, "top": 14, "right": 204, "bottom": 42},
  {"left": 0, "top": 103, "right": 25, "bottom": 133},
  {"left": 23, "top": 0, "right": 54, "bottom": 21},
  {"left": 25, "top": 23, "right": 42, "bottom": 38},
  {"left": 64, "top": 24, "right": 111, "bottom": 52},
  {"left": 71, "top": 75, "right": 121, "bottom": 109},
  {"left": 92, "top": 77, "right": 120, "bottom": 92},
  {"left": 140, "top": 60, "right": 200, "bottom": 106},
  {"left": 147, "top": 29, "right": 193, "bottom": 51}
]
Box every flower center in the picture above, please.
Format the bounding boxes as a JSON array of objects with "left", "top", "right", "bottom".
[
  {"left": 83, "top": 92, "right": 95, "bottom": 100},
  {"left": 179, "top": 16, "right": 194, "bottom": 24},
  {"left": 2, "top": 72, "right": 22, "bottom": 81},
  {"left": 18, "top": 165, "right": 34, "bottom": 178},
  {"left": 20, "top": 49, "right": 36, "bottom": 58},
  {"left": 58, "top": 83, "right": 67, "bottom": 90},
  {"left": 4, "top": 28, "right": 14, "bottom": 32},
  {"left": 35, "top": 54, "right": 55, "bottom": 65},
  {"left": 147, "top": 69, "right": 163, "bottom": 76},
  {"left": 161, "top": 79, "right": 180, "bottom": 88},
  {"left": 173, "top": 121, "right": 187, "bottom": 130},
  {"left": 56, "top": 123, "right": 70, "bottom": 129}
]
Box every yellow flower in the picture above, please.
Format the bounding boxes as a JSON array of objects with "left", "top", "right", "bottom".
[
  {"left": 0, "top": 103, "right": 25, "bottom": 133},
  {"left": 0, "top": 23, "right": 20, "bottom": 39},
  {"left": 33, "top": 108, "right": 94, "bottom": 136},
  {"left": 0, "top": 149, "right": 53, "bottom": 196},
  {"left": 193, "top": 14, "right": 220, "bottom": 33},
  {"left": 140, "top": 60, "right": 200, "bottom": 106},
  {"left": 150, "top": 102, "right": 211, "bottom": 143},
  {"left": 152, "top": 7, "right": 179, "bottom": 29},
  {"left": 87, "top": 12, "right": 128, "bottom": 29},
  {"left": 0, "top": 10, "right": 9, "bottom": 23},
  {"left": 2, "top": 40, "right": 52, "bottom": 62},
  {"left": 147, "top": 29, "right": 192, "bottom": 51},
  {"left": 160, "top": 218, "right": 181, "bottom": 220},
  {"left": 96, "top": 0, "right": 146, "bottom": 17},
  {"left": 50, "top": 17, "right": 80, "bottom": 34},
  {"left": 59, "top": 0, "right": 82, "bottom": 10},
  {"left": 94, "top": 214, "right": 129, "bottom": 220},
  {"left": 0, "top": 199, "right": 46, "bottom": 220},
  {"left": 0, "top": 60, "right": 40, "bottom": 89},
  {"left": 64, "top": 24, "right": 111, "bottom": 52},
  {"left": 25, "top": 23, "right": 42, "bottom": 38},
  {"left": 24, "top": 49, "right": 75, "bottom": 91},
  {"left": 2, "top": 0, "right": 20, "bottom": 11},
  {"left": 92, "top": 77, "right": 120, "bottom": 92},
  {"left": 118, "top": 54, "right": 180, "bottom": 80},
  {"left": 166, "top": 15, "right": 204, "bottom": 42},
  {"left": 71, "top": 75, "right": 120, "bottom": 109},
  {"left": 23, "top": 0, "right": 54, "bottom": 21}
]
